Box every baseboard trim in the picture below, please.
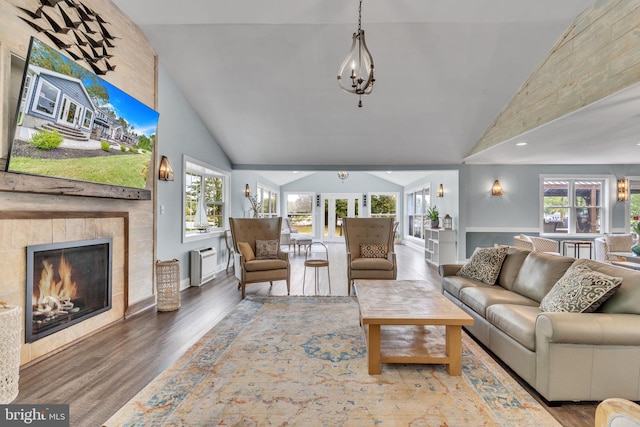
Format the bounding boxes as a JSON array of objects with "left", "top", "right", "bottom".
[{"left": 125, "top": 295, "right": 156, "bottom": 318}]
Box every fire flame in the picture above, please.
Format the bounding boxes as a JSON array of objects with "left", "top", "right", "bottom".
[{"left": 33, "top": 253, "right": 78, "bottom": 318}]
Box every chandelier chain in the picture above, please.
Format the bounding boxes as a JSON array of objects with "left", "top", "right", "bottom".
[{"left": 358, "top": 0, "right": 362, "bottom": 33}]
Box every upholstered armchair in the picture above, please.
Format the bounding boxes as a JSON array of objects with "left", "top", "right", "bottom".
[
  {"left": 513, "top": 234, "right": 560, "bottom": 254},
  {"left": 280, "top": 217, "right": 298, "bottom": 251},
  {"left": 229, "top": 217, "right": 290, "bottom": 299},
  {"left": 595, "top": 234, "right": 634, "bottom": 263},
  {"left": 342, "top": 217, "right": 397, "bottom": 296}
]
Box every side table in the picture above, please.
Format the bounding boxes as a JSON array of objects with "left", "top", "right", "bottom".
[
  {"left": 562, "top": 240, "right": 593, "bottom": 259},
  {"left": 303, "top": 242, "right": 331, "bottom": 295}
]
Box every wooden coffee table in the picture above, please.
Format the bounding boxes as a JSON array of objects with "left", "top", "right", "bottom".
[{"left": 355, "top": 280, "right": 474, "bottom": 375}]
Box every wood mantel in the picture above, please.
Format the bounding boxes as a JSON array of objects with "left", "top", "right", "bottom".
[{"left": 0, "top": 171, "right": 151, "bottom": 200}]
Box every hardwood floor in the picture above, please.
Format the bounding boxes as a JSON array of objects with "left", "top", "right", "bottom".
[{"left": 15, "top": 243, "right": 597, "bottom": 426}]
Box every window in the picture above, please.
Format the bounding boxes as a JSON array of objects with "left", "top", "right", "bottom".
[
  {"left": 406, "top": 186, "right": 430, "bottom": 240},
  {"left": 257, "top": 184, "right": 278, "bottom": 218},
  {"left": 629, "top": 179, "right": 640, "bottom": 227},
  {"left": 184, "top": 158, "right": 228, "bottom": 240},
  {"left": 82, "top": 109, "right": 93, "bottom": 129},
  {"left": 370, "top": 193, "right": 398, "bottom": 221},
  {"left": 286, "top": 193, "right": 314, "bottom": 235},
  {"left": 542, "top": 177, "right": 608, "bottom": 235},
  {"left": 35, "top": 79, "right": 60, "bottom": 117},
  {"left": 17, "top": 73, "right": 33, "bottom": 125}
]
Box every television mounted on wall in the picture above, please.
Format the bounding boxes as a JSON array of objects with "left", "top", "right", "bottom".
[{"left": 5, "top": 37, "right": 159, "bottom": 190}]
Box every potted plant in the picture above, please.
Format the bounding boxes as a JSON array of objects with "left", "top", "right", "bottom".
[{"left": 427, "top": 206, "right": 440, "bottom": 229}]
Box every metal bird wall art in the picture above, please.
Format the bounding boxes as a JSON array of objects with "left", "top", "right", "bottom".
[{"left": 16, "top": 0, "right": 119, "bottom": 75}]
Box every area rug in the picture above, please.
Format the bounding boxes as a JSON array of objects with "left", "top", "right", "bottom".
[{"left": 104, "top": 296, "right": 560, "bottom": 426}]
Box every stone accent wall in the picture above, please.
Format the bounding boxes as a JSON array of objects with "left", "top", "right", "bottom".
[
  {"left": 468, "top": 0, "right": 640, "bottom": 156},
  {"left": 0, "top": 0, "right": 158, "bottom": 364}
]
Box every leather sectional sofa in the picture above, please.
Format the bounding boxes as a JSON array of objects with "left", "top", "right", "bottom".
[{"left": 440, "top": 247, "right": 640, "bottom": 403}]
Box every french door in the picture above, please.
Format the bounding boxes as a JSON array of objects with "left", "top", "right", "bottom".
[
  {"left": 58, "top": 95, "right": 81, "bottom": 128},
  {"left": 323, "top": 193, "right": 362, "bottom": 242}
]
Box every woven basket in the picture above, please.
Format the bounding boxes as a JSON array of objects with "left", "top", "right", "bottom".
[
  {"left": 0, "top": 305, "right": 21, "bottom": 404},
  {"left": 155, "top": 260, "right": 181, "bottom": 311}
]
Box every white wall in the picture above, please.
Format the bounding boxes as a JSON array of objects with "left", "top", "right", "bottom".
[
  {"left": 156, "top": 64, "right": 232, "bottom": 284},
  {"left": 460, "top": 163, "right": 640, "bottom": 257}
]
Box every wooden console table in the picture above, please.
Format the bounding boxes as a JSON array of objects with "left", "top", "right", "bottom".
[{"left": 355, "top": 280, "right": 473, "bottom": 375}]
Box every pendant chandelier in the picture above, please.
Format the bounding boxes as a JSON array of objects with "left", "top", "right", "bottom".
[
  {"left": 337, "top": 0, "right": 375, "bottom": 108},
  {"left": 337, "top": 171, "right": 350, "bottom": 183}
]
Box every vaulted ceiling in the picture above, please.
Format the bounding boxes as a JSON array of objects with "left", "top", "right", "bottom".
[{"left": 112, "top": 0, "right": 598, "bottom": 184}]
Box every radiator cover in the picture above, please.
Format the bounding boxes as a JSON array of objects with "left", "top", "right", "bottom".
[{"left": 190, "top": 248, "right": 216, "bottom": 286}]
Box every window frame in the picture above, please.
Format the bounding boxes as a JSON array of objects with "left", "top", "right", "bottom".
[
  {"left": 182, "top": 156, "right": 229, "bottom": 243},
  {"left": 284, "top": 191, "right": 315, "bottom": 235},
  {"left": 81, "top": 109, "right": 93, "bottom": 130},
  {"left": 540, "top": 175, "right": 611, "bottom": 236},
  {"left": 405, "top": 185, "right": 430, "bottom": 242},
  {"left": 369, "top": 192, "right": 399, "bottom": 222},
  {"left": 257, "top": 183, "right": 279, "bottom": 218},
  {"left": 34, "top": 78, "right": 60, "bottom": 118},
  {"left": 17, "top": 72, "right": 34, "bottom": 125},
  {"left": 626, "top": 177, "right": 640, "bottom": 231}
]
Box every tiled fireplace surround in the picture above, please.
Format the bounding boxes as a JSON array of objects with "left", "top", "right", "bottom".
[{"left": 0, "top": 212, "right": 128, "bottom": 365}]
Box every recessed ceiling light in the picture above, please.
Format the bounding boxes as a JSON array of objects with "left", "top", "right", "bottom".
[
  {"left": 386, "top": 171, "right": 393, "bottom": 174},
  {"left": 516, "top": 142, "right": 527, "bottom": 146},
  {"left": 292, "top": 171, "right": 299, "bottom": 174}
]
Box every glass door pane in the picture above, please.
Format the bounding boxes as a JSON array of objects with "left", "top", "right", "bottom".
[
  {"left": 324, "top": 194, "right": 363, "bottom": 242},
  {"left": 333, "top": 198, "right": 348, "bottom": 238}
]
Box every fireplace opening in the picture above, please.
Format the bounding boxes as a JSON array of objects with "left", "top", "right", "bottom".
[{"left": 26, "top": 238, "right": 112, "bottom": 343}]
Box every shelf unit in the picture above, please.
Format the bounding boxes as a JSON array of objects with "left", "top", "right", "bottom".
[{"left": 424, "top": 229, "right": 456, "bottom": 266}]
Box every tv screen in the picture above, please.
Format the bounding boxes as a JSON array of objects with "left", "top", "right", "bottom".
[{"left": 6, "top": 37, "right": 159, "bottom": 190}]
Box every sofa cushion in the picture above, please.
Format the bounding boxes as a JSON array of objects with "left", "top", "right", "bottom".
[
  {"left": 457, "top": 246, "right": 509, "bottom": 285},
  {"left": 540, "top": 264, "right": 622, "bottom": 313},
  {"left": 442, "top": 276, "right": 490, "bottom": 300},
  {"left": 578, "top": 260, "right": 640, "bottom": 315},
  {"left": 238, "top": 241, "right": 255, "bottom": 261},
  {"left": 512, "top": 252, "right": 575, "bottom": 302},
  {"left": 497, "top": 247, "right": 531, "bottom": 291},
  {"left": 255, "top": 239, "right": 279, "bottom": 259},
  {"left": 486, "top": 304, "right": 540, "bottom": 351},
  {"left": 605, "top": 234, "right": 634, "bottom": 252},
  {"left": 459, "top": 286, "right": 539, "bottom": 317},
  {"left": 359, "top": 243, "right": 388, "bottom": 258}
]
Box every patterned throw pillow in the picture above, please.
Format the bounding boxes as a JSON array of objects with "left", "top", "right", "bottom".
[
  {"left": 360, "top": 243, "right": 388, "bottom": 258},
  {"left": 255, "top": 239, "right": 279, "bottom": 259},
  {"left": 540, "top": 264, "right": 622, "bottom": 313},
  {"left": 456, "top": 246, "right": 509, "bottom": 285}
]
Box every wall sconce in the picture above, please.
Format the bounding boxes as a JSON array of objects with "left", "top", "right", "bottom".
[
  {"left": 491, "top": 180, "right": 504, "bottom": 196},
  {"left": 245, "top": 183, "right": 251, "bottom": 198},
  {"left": 618, "top": 179, "right": 629, "bottom": 202},
  {"left": 437, "top": 184, "right": 444, "bottom": 198},
  {"left": 158, "top": 156, "right": 174, "bottom": 181}
]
